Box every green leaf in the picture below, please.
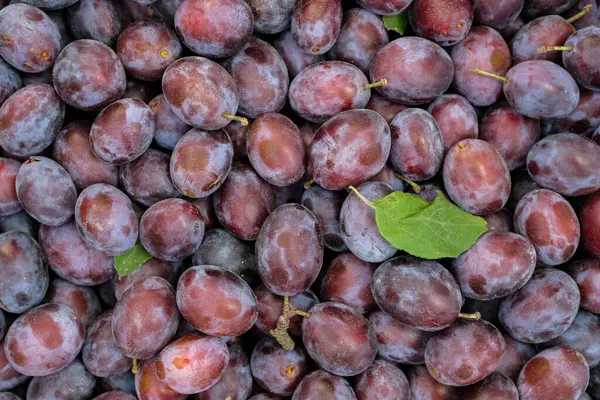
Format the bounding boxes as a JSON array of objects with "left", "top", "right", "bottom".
[
  {"left": 373, "top": 191, "right": 488, "bottom": 259},
  {"left": 383, "top": 12, "right": 409, "bottom": 36},
  {"left": 114, "top": 241, "right": 152, "bottom": 277}
]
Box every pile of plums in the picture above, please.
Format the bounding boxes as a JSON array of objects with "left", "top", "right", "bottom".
[{"left": 0, "top": 0, "right": 600, "bottom": 399}]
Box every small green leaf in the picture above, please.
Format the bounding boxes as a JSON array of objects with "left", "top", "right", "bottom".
[
  {"left": 383, "top": 12, "right": 409, "bottom": 35},
  {"left": 114, "top": 241, "right": 152, "bottom": 277},
  {"left": 373, "top": 191, "right": 487, "bottom": 259}
]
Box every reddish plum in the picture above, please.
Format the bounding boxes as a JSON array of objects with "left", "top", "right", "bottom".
[
  {"left": 111, "top": 276, "right": 179, "bottom": 359},
  {"left": 499, "top": 268, "right": 580, "bottom": 343},
  {"left": 90, "top": 98, "right": 155, "bottom": 165},
  {"left": 409, "top": 0, "right": 474, "bottom": 46},
  {"left": 148, "top": 94, "right": 190, "bottom": 151},
  {"left": 289, "top": 61, "right": 370, "bottom": 123},
  {"left": 0, "top": 4, "right": 60, "bottom": 72},
  {"left": 65, "top": 0, "right": 126, "bottom": 46},
  {"left": 176, "top": 265, "right": 258, "bottom": 336},
  {"left": 328, "top": 8, "right": 388, "bottom": 74},
  {"left": 566, "top": 258, "right": 600, "bottom": 314},
  {"left": 223, "top": 37, "right": 288, "bottom": 119},
  {"left": 443, "top": 139, "right": 511, "bottom": 215},
  {"left": 162, "top": 57, "right": 239, "bottom": 130},
  {"left": 495, "top": 333, "right": 537, "bottom": 382},
  {"left": 75, "top": 184, "right": 138, "bottom": 256},
  {"left": 16, "top": 156, "right": 76, "bottom": 226},
  {"left": 195, "top": 343, "right": 253, "bottom": 400},
  {"left": 407, "top": 365, "right": 458, "bottom": 399},
  {"left": 389, "top": 108, "right": 443, "bottom": 181},
  {"left": 371, "top": 256, "right": 463, "bottom": 331},
  {"left": 5, "top": 303, "right": 84, "bottom": 376},
  {"left": 301, "top": 185, "right": 347, "bottom": 252},
  {"left": 291, "top": 0, "right": 342, "bottom": 55},
  {"left": 53, "top": 39, "right": 126, "bottom": 111},
  {"left": 302, "top": 302, "right": 377, "bottom": 376},
  {"left": 246, "top": 113, "right": 304, "bottom": 186},
  {"left": 39, "top": 221, "right": 115, "bottom": 286},
  {"left": 451, "top": 26, "right": 511, "bottom": 107},
  {"left": 53, "top": 121, "right": 118, "bottom": 190},
  {"left": 424, "top": 320, "right": 505, "bottom": 387},
  {"left": 514, "top": 189, "right": 580, "bottom": 266},
  {"left": 140, "top": 198, "right": 205, "bottom": 261},
  {"left": 82, "top": 311, "right": 132, "bottom": 378},
  {"left": 0, "top": 231, "right": 48, "bottom": 314},
  {"left": 0, "top": 158, "right": 21, "bottom": 216},
  {"left": 353, "top": 360, "right": 410, "bottom": 400},
  {"left": 320, "top": 252, "right": 377, "bottom": 313},
  {"left": 156, "top": 333, "right": 229, "bottom": 395},
  {"left": 474, "top": 0, "right": 523, "bottom": 28},
  {"left": 117, "top": 20, "right": 181, "bottom": 81},
  {"left": 369, "top": 310, "right": 432, "bottom": 364},
  {"left": 256, "top": 204, "right": 323, "bottom": 296},
  {"left": 135, "top": 358, "right": 186, "bottom": 400},
  {"left": 517, "top": 346, "right": 589, "bottom": 399},
  {"left": 428, "top": 94, "right": 478, "bottom": 153},
  {"left": 451, "top": 231, "right": 536, "bottom": 300},
  {"left": 272, "top": 30, "right": 325, "bottom": 78},
  {"left": 251, "top": 337, "right": 309, "bottom": 396},
  {"left": 44, "top": 278, "right": 101, "bottom": 327},
  {"left": 308, "top": 109, "right": 390, "bottom": 190},
  {"left": 292, "top": 370, "right": 356, "bottom": 400},
  {"left": 366, "top": 93, "right": 407, "bottom": 124},
  {"left": 120, "top": 149, "right": 180, "bottom": 207},
  {"left": 370, "top": 37, "right": 453, "bottom": 105},
  {"left": 174, "top": 0, "right": 253, "bottom": 58},
  {"left": 213, "top": 162, "right": 276, "bottom": 240},
  {"left": 511, "top": 16, "right": 575, "bottom": 64},
  {"left": 460, "top": 372, "right": 518, "bottom": 399},
  {"left": 170, "top": 128, "right": 233, "bottom": 198},
  {"left": 480, "top": 102, "right": 541, "bottom": 171},
  {"left": 0, "top": 84, "right": 64, "bottom": 157},
  {"left": 26, "top": 359, "right": 96, "bottom": 400}
]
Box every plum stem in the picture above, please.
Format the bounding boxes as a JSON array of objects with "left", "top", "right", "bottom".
[
  {"left": 132, "top": 358, "right": 140, "bottom": 374},
  {"left": 469, "top": 69, "right": 508, "bottom": 83},
  {"left": 567, "top": 4, "right": 593, "bottom": 23},
  {"left": 458, "top": 312, "right": 481, "bottom": 320},
  {"left": 270, "top": 296, "right": 311, "bottom": 351},
  {"left": 364, "top": 78, "right": 388, "bottom": 89},
  {"left": 348, "top": 186, "right": 375, "bottom": 209},
  {"left": 303, "top": 179, "right": 315, "bottom": 189},
  {"left": 393, "top": 173, "right": 421, "bottom": 194},
  {"left": 537, "top": 45, "right": 573, "bottom": 53},
  {"left": 222, "top": 113, "right": 249, "bottom": 126}
]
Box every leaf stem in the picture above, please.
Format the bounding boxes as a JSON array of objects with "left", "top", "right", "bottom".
[
  {"left": 132, "top": 358, "right": 140, "bottom": 374},
  {"left": 303, "top": 179, "right": 315, "bottom": 189},
  {"left": 393, "top": 173, "right": 421, "bottom": 193},
  {"left": 458, "top": 312, "right": 481, "bottom": 320},
  {"left": 567, "top": 4, "right": 593, "bottom": 23},
  {"left": 270, "top": 296, "right": 311, "bottom": 351},
  {"left": 469, "top": 69, "right": 508, "bottom": 83},
  {"left": 364, "top": 78, "right": 388, "bottom": 89},
  {"left": 222, "top": 113, "right": 249, "bottom": 126},
  {"left": 348, "top": 186, "right": 375, "bottom": 209},
  {"left": 537, "top": 45, "right": 573, "bottom": 53}
]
